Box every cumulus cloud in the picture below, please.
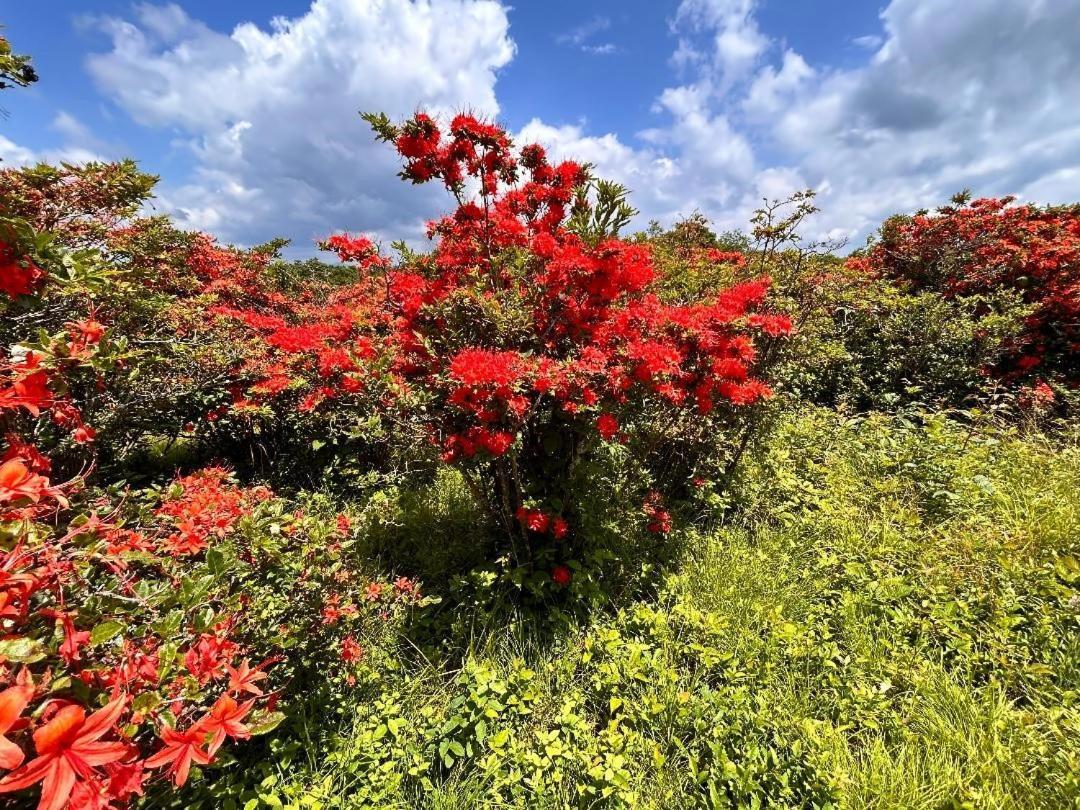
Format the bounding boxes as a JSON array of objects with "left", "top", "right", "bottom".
[
  {"left": 76, "top": 0, "right": 1080, "bottom": 253},
  {"left": 85, "top": 0, "right": 514, "bottom": 250},
  {"left": 519, "top": 0, "right": 1080, "bottom": 248},
  {"left": 761, "top": 0, "right": 1080, "bottom": 242}
]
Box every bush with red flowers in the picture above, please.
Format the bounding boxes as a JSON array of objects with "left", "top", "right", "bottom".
[
  {"left": 214, "top": 112, "right": 792, "bottom": 578},
  {"left": 849, "top": 193, "right": 1080, "bottom": 387}
]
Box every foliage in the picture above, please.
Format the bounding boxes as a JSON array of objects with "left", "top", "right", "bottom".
[
  {"left": 239, "top": 407, "right": 1080, "bottom": 809},
  {"left": 851, "top": 193, "right": 1080, "bottom": 388},
  {"left": 0, "top": 33, "right": 36, "bottom": 92},
  {"left": 213, "top": 112, "right": 792, "bottom": 585}
]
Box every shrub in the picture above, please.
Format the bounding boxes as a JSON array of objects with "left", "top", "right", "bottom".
[
  {"left": 213, "top": 112, "right": 793, "bottom": 582},
  {"left": 850, "top": 193, "right": 1080, "bottom": 387}
]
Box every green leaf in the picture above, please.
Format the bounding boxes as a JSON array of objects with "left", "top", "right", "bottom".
[
  {"left": 0, "top": 636, "right": 47, "bottom": 663},
  {"left": 90, "top": 621, "right": 125, "bottom": 645},
  {"left": 249, "top": 711, "right": 286, "bottom": 736},
  {"left": 206, "top": 548, "right": 228, "bottom": 576}
]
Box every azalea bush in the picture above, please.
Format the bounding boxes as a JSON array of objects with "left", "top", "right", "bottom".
[
  {"left": 0, "top": 209, "right": 422, "bottom": 808},
  {"left": 216, "top": 112, "right": 792, "bottom": 586},
  {"left": 850, "top": 193, "right": 1080, "bottom": 391}
]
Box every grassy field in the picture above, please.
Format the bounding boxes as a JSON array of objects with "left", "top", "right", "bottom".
[{"left": 204, "top": 407, "right": 1079, "bottom": 809}]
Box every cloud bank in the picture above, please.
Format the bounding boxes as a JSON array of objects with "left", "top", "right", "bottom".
[{"left": 65, "top": 0, "right": 1080, "bottom": 251}]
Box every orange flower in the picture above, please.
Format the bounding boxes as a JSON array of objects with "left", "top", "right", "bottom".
[
  {"left": 0, "top": 460, "right": 56, "bottom": 506},
  {"left": 143, "top": 726, "right": 212, "bottom": 787},
  {"left": 0, "top": 695, "right": 128, "bottom": 810},
  {"left": 197, "top": 695, "right": 255, "bottom": 755},
  {"left": 225, "top": 659, "right": 268, "bottom": 697},
  {"left": 0, "top": 681, "right": 34, "bottom": 770}
]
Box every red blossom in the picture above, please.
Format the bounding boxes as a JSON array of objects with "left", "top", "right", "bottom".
[
  {"left": 143, "top": 726, "right": 212, "bottom": 788},
  {"left": 0, "top": 695, "right": 129, "bottom": 810}
]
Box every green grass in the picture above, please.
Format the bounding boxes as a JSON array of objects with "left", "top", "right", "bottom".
[{"left": 193, "top": 408, "right": 1080, "bottom": 809}]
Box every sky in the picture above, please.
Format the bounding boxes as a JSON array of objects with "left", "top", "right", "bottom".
[{"left": 2, "top": 0, "right": 1079, "bottom": 255}]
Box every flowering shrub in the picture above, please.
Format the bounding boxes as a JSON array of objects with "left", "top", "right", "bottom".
[
  {"left": 0, "top": 207, "right": 420, "bottom": 807},
  {"left": 215, "top": 112, "right": 791, "bottom": 577},
  {"left": 850, "top": 194, "right": 1080, "bottom": 387}
]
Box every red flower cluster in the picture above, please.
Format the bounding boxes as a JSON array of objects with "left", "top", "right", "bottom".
[
  {"left": 207, "top": 111, "right": 790, "bottom": 556},
  {"left": 0, "top": 240, "right": 44, "bottom": 299},
  {"left": 321, "top": 233, "right": 389, "bottom": 270},
  {"left": 515, "top": 506, "right": 569, "bottom": 540},
  {"left": 155, "top": 468, "right": 271, "bottom": 556},
  {"left": 0, "top": 318, "right": 276, "bottom": 808},
  {"left": 643, "top": 490, "right": 672, "bottom": 534},
  {"left": 850, "top": 196, "right": 1080, "bottom": 383}
]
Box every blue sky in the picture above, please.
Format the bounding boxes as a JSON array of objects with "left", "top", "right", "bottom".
[{"left": 3, "top": 1, "right": 1078, "bottom": 254}]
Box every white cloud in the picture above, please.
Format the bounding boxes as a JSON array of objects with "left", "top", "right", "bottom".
[
  {"left": 0, "top": 135, "right": 36, "bottom": 166},
  {"left": 0, "top": 112, "right": 110, "bottom": 167},
  {"left": 556, "top": 16, "right": 616, "bottom": 54},
  {"left": 85, "top": 0, "right": 514, "bottom": 251},
  {"left": 671, "top": 0, "right": 768, "bottom": 91},
  {"left": 76, "top": 0, "right": 1080, "bottom": 255},
  {"left": 742, "top": 49, "right": 813, "bottom": 119},
  {"left": 521, "top": 0, "right": 1080, "bottom": 249}
]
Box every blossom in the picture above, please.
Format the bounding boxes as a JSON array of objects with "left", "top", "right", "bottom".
[
  {"left": 0, "top": 242, "right": 45, "bottom": 299},
  {"left": 226, "top": 659, "right": 269, "bottom": 697},
  {"left": 448, "top": 348, "right": 524, "bottom": 388},
  {"left": 392, "top": 577, "right": 420, "bottom": 599},
  {"left": 0, "top": 681, "right": 34, "bottom": 770},
  {"left": 0, "top": 367, "right": 53, "bottom": 417},
  {"left": 643, "top": 491, "right": 672, "bottom": 534},
  {"left": 183, "top": 633, "right": 239, "bottom": 685},
  {"left": 321, "top": 233, "right": 386, "bottom": 268},
  {"left": 104, "top": 761, "right": 146, "bottom": 802},
  {"left": 198, "top": 695, "right": 255, "bottom": 755},
  {"left": 515, "top": 507, "right": 549, "bottom": 534},
  {"left": 339, "top": 635, "right": 364, "bottom": 663},
  {"left": 596, "top": 413, "right": 619, "bottom": 440},
  {"left": 0, "top": 695, "right": 129, "bottom": 810},
  {"left": 0, "top": 459, "right": 60, "bottom": 506},
  {"left": 551, "top": 565, "right": 572, "bottom": 587},
  {"left": 551, "top": 516, "right": 569, "bottom": 540},
  {"left": 143, "top": 726, "right": 212, "bottom": 788}
]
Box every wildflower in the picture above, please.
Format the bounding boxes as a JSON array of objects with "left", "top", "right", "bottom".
[
  {"left": 225, "top": 659, "right": 269, "bottom": 697},
  {"left": 198, "top": 695, "right": 255, "bottom": 755},
  {"left": 551, "top": 516, "right": 569, "bottom": 540},
  {"left": 340, "top": 635, "right": 364, "bottom": 663},
  {"left": 596, "top": 413, "right": 619, "bottom": 440},
  {"left": 143, "top": 726, "right": 212, "bottom": 787},
  {"left": 0, "top": 681, "right": 34, "bottom": 770}
]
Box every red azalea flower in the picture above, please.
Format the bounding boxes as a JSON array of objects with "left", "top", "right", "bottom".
[
  {"left": 0, "top": 681, "right": 34, "bottom": 770},
  {"left": 197, "top": 695, "right": 255, "bottom": 755},
  {"left": 143, "top": 726, "right": 212, "bottom": 787},
  {"left": 0, "top": 695, "right": 129, "bottom": 810},
  {"left": 339, "top": 635, "right": 364, "bottom": 663},
  {"left": 596, "top": 413, "right": 619, "bottom": 440},
  {"left": 551, "top": 516, "right": 569, "bottom": 540}
]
